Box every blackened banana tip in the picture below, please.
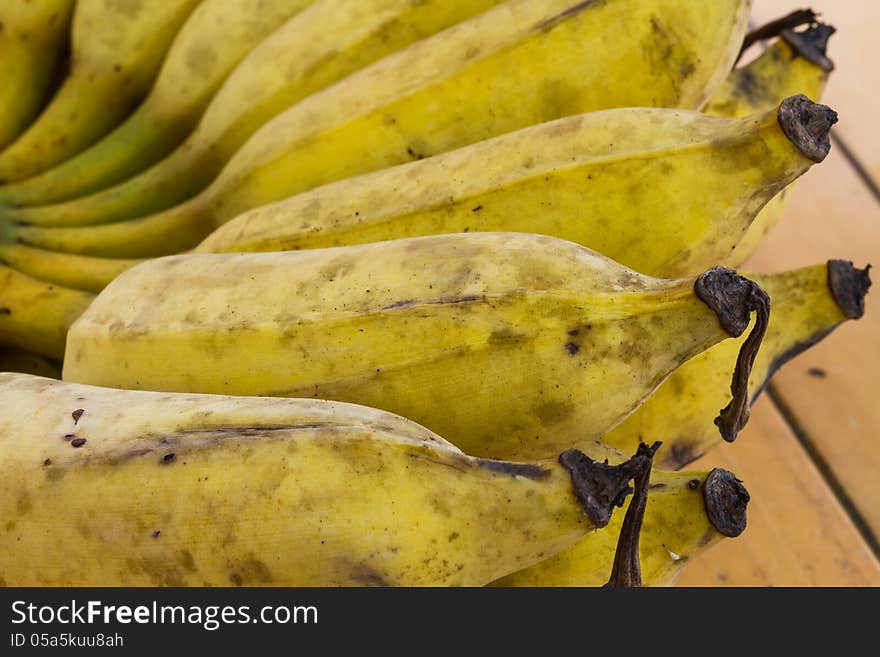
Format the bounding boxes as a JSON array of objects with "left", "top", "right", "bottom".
[
  {"left": 782, "top": 22, "right": 836, "bottom": 72},
  {"left": 703, "top": 469, "right": 750, "bottom": 538},
  {"left": 694, "top": 266, "right": 754, "bottom": 337},
  {"left": 778, "top": 94, "right": 838, "bottom": 163},
  {"left": 558, "top": 446, "right": 653, "bottom": 528},
  {"left": 828, "top": 260, "right": 872, "bottom": 319}
]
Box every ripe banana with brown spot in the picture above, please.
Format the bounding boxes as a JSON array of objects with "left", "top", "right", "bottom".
[
  {"left": 705, "top": 21, "right": 835, "bottom": 266},
  {"left": 196, "top": 95, "right": 834, "bottom": 280},
  {"left": 0, "top": 0, "right": 316, "bottom": 208},
  {"left": 493, "top": 466, "right": 749, "bottom": 586},
  {"left": 0, "top": 0, "right": 74, "bottom": 151},
  {"left": 602, "top": 260, "right": 871, "bottom": 469},
  {"left": 0, "top": 373, "right": 652, "bottom": 586},
  {"left": 5, "top": 0, "right": 751, "bottom": 256},
  {"left": 0, "top": 266, "right": 93, "bottom": 360},
  {"left": 0, "top": 0, "right": 201, "bottom": 183},
  {"left": 0, "top": 0, "right": 508, "bottom": 222},
  {"left": 63, "top": 232, "right": 771, "bottom": 459}
]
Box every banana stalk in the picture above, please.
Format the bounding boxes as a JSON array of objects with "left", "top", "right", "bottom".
[
  {"left": 62, "top": 232, "right": 770, "bottom": 459},
  {"left": 2, "top": 0, "right": 751, "bottom": 253},
  {"left": 0, "top": 0, "right": 201, "bottom": 183},
  {"left": 603, "top": 261, "right": 872, "bottom": 469},
  {"left": 0, "top": 0, "right": 74, "bottom": 151},
  {"left": 0, "top": 0, "right": 316, "bottom": 208},
  {"left": 195, "top": 95, "right": 834, "bottom": 279},
  {"left": 0, "top": 373, "right": 660, "bottom": 587}
]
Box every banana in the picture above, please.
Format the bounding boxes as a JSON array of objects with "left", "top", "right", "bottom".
[
  {"left": 5, "top": 0, "right": 751, "bottom": 254},
  {"left": 0, "top": 0, "right": 506, "bottom": 219},
  {"left": 0, "top": 348, "right": 61, "bottom": 379},
  {"left": 603, "top": 261, "right": 872, "bottom": 469},
  {"left": 62, "top": 232, "right": 771, "bottom": 460},
  {"left": 0, "top": 0, "right": 200, "bottom": 183},
  {"left": 0, "top": 0, "right": 315, "bottom": 208},
  {"left": 0, "top": 372, "right": 656, "bottom": 586},
  {"left": 0, "top": 0, "right": 75, "bottom": 151},
  {"left": 0, "top": 243, "right": 139, "bottom": 294},
  {"left": 493, "top": 466, "right": 749, "bottom": 586},
  {"left": 705, "top": 22, "right": 835, "bottom": 266},
  {"left": 195, "top": 95, "right": 834, "bottom": 280},
  {"left": 0, "top": 266, "right": 93, "bottom": 360}
]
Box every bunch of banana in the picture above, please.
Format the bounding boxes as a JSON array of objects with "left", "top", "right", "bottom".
[
  {"left": 0, "top": 0, "right": 316, "bottom": 207},
  {"left": 0, "top": 373, "right": 750, "bottom": 587},
  {"left": 0, "top": 0, "right": 508, "bottom": 213},
  {"left": 0, "top": 0, "right": 750, "bottom": 254},
  {"left": 0, "top": 2, "right": 871, "bottom": 590},
  {"left": 0, "top": 0, "right": 200, "bottom": 183},
  {"left": 62, "top": 232, "right": 771, "bottom": 458},
  {"left": 0, "top": 14, "right": 835, "bottom": 298}
]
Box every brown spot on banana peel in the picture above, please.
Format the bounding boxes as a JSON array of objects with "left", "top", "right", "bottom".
[
  {"left": 558, "top": 442, "right": 656, "bottom": 528},
  {"left": 534, "top": 0, "right": 597, "bottom": 33},
  {"left": 605, "top": 441, "right": 662, "bottom": 588},
  {"left": 737, "top": 9, "right": 819, "bottom": 62},
  {"left": 828, "top": 260, "right": 872, "bottom": 320},
  {"left": 777, "top": 94, "right": 838, "bottom": 163},
  {"left": 694, "top": 267, "right": 771, "bottom": 442},
  {"left": 72, "top": 409, "right": 84, "bottom": 424},
  {"left": 782, "top": 23, "right": 836, "bottom": 72},
  {"left": 703, "top": 469, "right": 750, "bottom": 537}
]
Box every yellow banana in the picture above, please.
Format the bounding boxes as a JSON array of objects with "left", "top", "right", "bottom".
[
  {"left": 7, "top": 0, "right": 750, "bottom": 255},
  {"left": 0, "top": 243, "right": 139, "bottom": 294},
  {"left": 0, "top": 0, "right": 75, "bottom": 150},
  {"left": 63, "top": 232, "right": 771, "bottom": 460},
  {"left": 196, "top": 96, "right": 834, "bottom": 279},
  {"left": 603, "top": 261, "right": 872, "bottom": 469},
  {"left": 1, "top": 0, "right": 507, "bottom": 222},
  {"left": 0, "top": 372, "right": 655, "bottom": 586},
  {"left": 705, "top": 22, "right": 835, "bottom": 266},
  {"left": 0, "top": 0, "right": 200, "bottom": 183},
  {"left": 0, "top": 266, "right": 93, "bottom": 360},
  {"left": 0, "top": 348, "right": 61, "bottom": 379},
  {"left": 0, "top": 0, "right": 315, "bottom": 208},
  {"left": 493, "top": 466, "right": 749, "bottom": 586}
]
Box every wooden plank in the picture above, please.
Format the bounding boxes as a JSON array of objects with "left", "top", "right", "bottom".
[
  {"left": 750, "top": 0, "right": 880, "bottom": 177},
  {"left": 676, "top": 399, "right": 880, "bottom": 586},
  {"left": 742, "top": 144, "right": 880, "bottom": 539}
]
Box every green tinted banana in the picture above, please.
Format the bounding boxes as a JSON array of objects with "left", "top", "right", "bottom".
[
  {"left": 63, "top": 232, "right": 771, "bottom": 460},
  {"left": 0, "top": 0, "right": 74, "bottom": 151},
  {"left": 8, "top": 0, "right": 750, "bottom": 254},
  {"left": 197, "top": 96, "right": 833, "bottom": 279},
  {"left": 0, "top": 243, "right": 139, "bottom": 294},
  {"left": 705, "top": 23, "right": 835, "bottom": 265},
  {"left": 493, "top": 466, "right": 749, "bottom": 586},
  {"left": 603, "top": 261, "right": 871, "bottom": 469},
  {"left": 0, "top": 372, "right": 649, "bottom": 586},
  {"left": 1, "top": 0, "right": 506, "bottom": 222},
  {"left": 0, "top": 266, "right": 93, "bottom": 360},
  {"left": 0, "top": 0, "right": 315, "bottom": 208},
  {"left": 0, "top": 0, "right": 200, "bottom": 183},
  {"left": 0, "top": 348, "right": 61, "bottom": 379}
]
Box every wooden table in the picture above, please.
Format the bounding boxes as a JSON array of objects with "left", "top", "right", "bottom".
[{"left": 677, "top": 0, "right": 880, "bottom": 586}]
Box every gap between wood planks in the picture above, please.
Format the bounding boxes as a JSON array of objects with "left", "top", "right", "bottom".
[{"left": 767, "top": 385, "right": 880, "bottom": 560}]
